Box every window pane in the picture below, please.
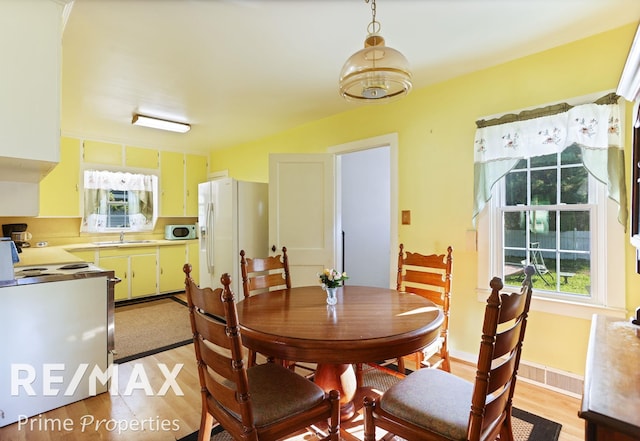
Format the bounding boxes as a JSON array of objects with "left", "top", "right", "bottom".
[
  {"left": 530, "top": 153, "right": 556, "bottom": 168},
  {"left": 559, "top": 251, "right": 591, "bottom": 296},
  {"left": 560, "top": 211, "right": 590, "bottom": 252},
  {"left": 529, "top": 210, "right": 556, "bottom": 248},
  {"left": 528, "top": 247, "right": 556, "bottom": 288},
  {"left": 513, "top": 158, "right": 526, "bottom": 170},
  {"left": 561, "top": 166, "right": 588, "bottom": 204},
  {"left": 504, "top": 211, "right": 526, "bottom": 247},
  {"left": 108, "top": 190, "right": 129, "bottom": 228},
  {"left": 505, "top": 170, "right": 526, "bottom": 206},
  {"left": 531, "top": 169, "right": 557, "bottom": 205},
  {"left": 561, "top": 144, "right": 583, "bottom": 165}
]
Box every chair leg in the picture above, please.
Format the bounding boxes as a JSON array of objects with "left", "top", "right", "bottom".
[
  {"left": 355, "top": 363, "right": 364, "bottom": 388},
  {"left": 414, "top": 351, "right": 422, "bottom": 370},
  {"left": 198, "top": 411, "right": 214, "bottom": 441},
  {"left": 441, "top": 348, "right": 451, "bottom": 372},
  {"left": 397, "top": 356, "right": 406, "bottom": 375},
  {"left": 327, "top": 389, "right": 341, "bottom": 441},
  {"left": 499, "top": 413, "right": 515, "bottom": 441},
  {"left": 363, "top": 396, "right": 377, "bottom": 441}
]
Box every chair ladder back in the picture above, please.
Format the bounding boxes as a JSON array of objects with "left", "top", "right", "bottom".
[
  {"left": 394, "top": 244, "right": 453, "bottom": 373},
  {"left": 396, "top": 245, "right": 452, "bottom": 305},
  {"left": 403, "top": 269, "right": 447, "bottom": 289},
  {"left": 184, "top": 265, "right": 255, "bottom": 434},
  {"left": 402, "top": 285, "right": 444, "bottom": 304},
  {"left": 240, "top": 247, "right": 291, "bottom": 298},
  {"left": 493, "top": 319, "right": 525, "bottom": 359},
  {"left": 247, "top": 272, "right": 289, "bottom": 292},
  {"left": 486, "top": 351, "right": 518, "bottom": 395},
  {"left": 468, "top": 266, "right": 534, "bottom": 441}
]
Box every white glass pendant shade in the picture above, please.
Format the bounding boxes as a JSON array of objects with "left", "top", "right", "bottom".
[{"left": 339, "top": 34, "right": 412, "bottom": 103}]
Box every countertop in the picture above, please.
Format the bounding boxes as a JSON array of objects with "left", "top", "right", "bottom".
[
  {"left": 579, "top": 314, "right": 640, "bottom": 439},
  {"left": 14, "top": 239, "right": 196, "bottom": 267},
  {"left": 15, "top": 246, "right": 85, "bottom": 267}
]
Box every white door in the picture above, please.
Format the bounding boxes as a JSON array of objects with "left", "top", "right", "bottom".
[
  {"left": 269, "top": 154, "right": 335, "bottom": 286},
  {"left": 340, "top": 146, "right": 391, "bottom": 288}
]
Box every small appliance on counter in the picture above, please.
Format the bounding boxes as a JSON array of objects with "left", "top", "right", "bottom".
[
  {"left": 2, "top": 223, "right": 31, "bottom": 252},
  {"left": 165, "top": 224, "right": 197, "bottom": 240},
  {"left": 0, "top": 238, "right": 20, "bottom": 282}
]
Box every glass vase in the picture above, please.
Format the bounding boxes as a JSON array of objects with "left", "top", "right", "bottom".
[{"left": 326, "top": 287, "right": 338, "bottom": 305}]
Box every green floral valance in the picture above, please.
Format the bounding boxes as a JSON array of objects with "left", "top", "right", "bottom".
[{"left": 473, "top": 96, "right": 627, "bottom": 229}]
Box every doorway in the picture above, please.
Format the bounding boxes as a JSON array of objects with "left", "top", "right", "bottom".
[{"left": 331, "top": 134, "right": 398, "bottom": 288}]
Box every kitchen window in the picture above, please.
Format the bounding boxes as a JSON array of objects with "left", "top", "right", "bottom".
[
  {"left": 81, "top": 170, "right": 158, "bottom": 233},
  {"left": 474, "top": 93, "right": 627, "bottom": 318}
]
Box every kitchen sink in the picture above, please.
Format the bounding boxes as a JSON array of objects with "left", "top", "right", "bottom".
[{"left": 92, "top": 240, "right": 156, "bottom": 245}]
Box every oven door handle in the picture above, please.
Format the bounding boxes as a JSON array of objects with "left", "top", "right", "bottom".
[{"left": 109, "top": 277, "right": 122, "bottom": 284}]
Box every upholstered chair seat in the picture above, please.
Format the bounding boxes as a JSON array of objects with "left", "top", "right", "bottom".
[
  {"left": 379, "top": 368, "right": 473, "bottom": 440},
  {"left": 227, "top": 362, "right": 329, "bottom": 427}
]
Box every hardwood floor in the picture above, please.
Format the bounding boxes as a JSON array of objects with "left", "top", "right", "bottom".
[{"left": 0, "top": 346, "right": 584, "bottom": 440}]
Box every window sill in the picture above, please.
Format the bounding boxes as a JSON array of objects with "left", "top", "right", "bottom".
[{"left": 476, "top": 288, "right": 628, "bottom": 320}]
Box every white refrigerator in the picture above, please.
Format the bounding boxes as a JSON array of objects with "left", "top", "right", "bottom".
[{"left": 198, "top": 178, "right": 269, "bottom": 296}]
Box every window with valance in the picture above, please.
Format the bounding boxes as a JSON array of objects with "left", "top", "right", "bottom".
[
  {"left": 473, "top": 93, "right": 627, "bottom": 313},
  {"left": 81, "top": 170, "right": 158, "bottom": 233}
]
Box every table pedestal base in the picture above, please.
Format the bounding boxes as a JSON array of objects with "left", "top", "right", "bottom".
[{"left": 313, "top": 363, "right": 357, "bottom": 420}]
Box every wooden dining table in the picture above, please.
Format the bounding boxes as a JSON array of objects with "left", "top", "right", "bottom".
[{"left": 236, "top": 284, "right": 443, "bottom": 419}]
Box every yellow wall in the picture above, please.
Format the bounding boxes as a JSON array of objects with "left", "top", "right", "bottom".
[{"left": 209, "top": 23, "right": 640, "bottom": 375}]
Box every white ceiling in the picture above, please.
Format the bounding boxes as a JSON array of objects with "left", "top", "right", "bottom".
[{"left": 61, "top": 0, "right": 640, "bottom": 153}]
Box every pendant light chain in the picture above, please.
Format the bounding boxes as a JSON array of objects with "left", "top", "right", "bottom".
[{"left": 366, "top": 0, "right": 381, "bottom": 35}]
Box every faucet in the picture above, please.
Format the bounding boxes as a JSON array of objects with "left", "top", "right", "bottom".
[{"left": 120, "top": 231, "right": 124, "bottom": 243}]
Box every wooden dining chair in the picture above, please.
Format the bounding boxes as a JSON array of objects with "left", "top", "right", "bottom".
[
  {"left": 396, "top": 244, "right": 453, "bottom": 373},
  {"left": 355, "top": 244, "right": 453, "bottom": 388},
  {"left": 183, "top": 264, "right": 340, "bottom": 441},
  {"left": 240, "top": 247, "right": 295, "bottom": 368},
  {"left": 362, "top": 266, "right": 534, "bottom": 441},
  {"left": 240, "top": 246, "right": 291, "bottom": 298}
]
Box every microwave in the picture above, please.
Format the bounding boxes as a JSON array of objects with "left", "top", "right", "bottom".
[{"left": 165, "top": 224, "right": 197, "bottom": 240}]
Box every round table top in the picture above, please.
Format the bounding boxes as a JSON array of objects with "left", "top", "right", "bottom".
[{"left": 237, "top": 285, "right": 443, "bottom": 364}]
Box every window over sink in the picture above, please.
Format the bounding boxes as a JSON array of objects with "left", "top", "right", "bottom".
[{"left": 81, "top": 170, "right": 158, "bottom": 233}]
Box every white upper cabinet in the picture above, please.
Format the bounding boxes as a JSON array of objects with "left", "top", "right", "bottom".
[{"left": 0, "top": 0, "right": 66, "bottom": 215}]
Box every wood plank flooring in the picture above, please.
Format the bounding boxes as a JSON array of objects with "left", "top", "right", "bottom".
[{"left": 0, "top": 345, "right": 584, "bottom": 440}]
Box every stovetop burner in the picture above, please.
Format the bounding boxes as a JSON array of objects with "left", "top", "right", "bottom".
[
  {"left": 58, "top": 263, "right": 90, "bottom": 270},
  {"left": 15, "top": 268, "right": 56, "bottom": 276}
]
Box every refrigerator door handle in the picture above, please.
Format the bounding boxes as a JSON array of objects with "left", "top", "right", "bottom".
[{"left": 206, "top": 202, "right": 215, "bottom": 273}]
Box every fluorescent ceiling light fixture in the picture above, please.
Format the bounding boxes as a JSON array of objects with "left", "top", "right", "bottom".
[{"left": 132, "top": 114, "right": 191, "bottom": 133}]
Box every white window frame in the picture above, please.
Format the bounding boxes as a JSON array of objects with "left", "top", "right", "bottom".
[{"left": 477, "top": 175, "right": 627, "bottom": 320}]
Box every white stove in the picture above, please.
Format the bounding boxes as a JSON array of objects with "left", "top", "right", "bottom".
[{"left": 1, "top": 262, "right": 119, "bottom": 427}]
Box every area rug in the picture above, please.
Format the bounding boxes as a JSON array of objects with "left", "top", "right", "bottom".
[
  {"left": 113, "top": 295, "right": 192, "bottom": 363},
  {"left": 177, "top": 365, "right": 562, "bottom": 441}
]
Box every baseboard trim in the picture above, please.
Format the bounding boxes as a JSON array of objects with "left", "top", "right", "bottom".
[{"left": 450, "top": 350, "right": 583, "bottom": 398}]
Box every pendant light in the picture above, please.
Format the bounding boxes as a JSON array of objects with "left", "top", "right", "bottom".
[{"left": 339, "top": 0, "right": 412, "bottom": 103}]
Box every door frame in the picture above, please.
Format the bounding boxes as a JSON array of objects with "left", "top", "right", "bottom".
[{"left": 328, "top": 133, "right": 399, "bottom": 288}]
